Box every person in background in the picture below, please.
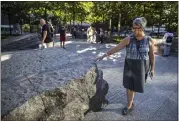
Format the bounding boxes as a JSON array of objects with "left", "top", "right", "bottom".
[
  {"left": 99, "top": 28, "right": 104, "bottom": 43},
  {"left": 95, "top": 28, "right": 100, "bottom": 43},
  {"left": 38, "top": 24, "right": 42, "bottom": 33},
  {"left": 73, "top": 26, "right": 77, "bottom": 38},
  {"left": 162, "top": 31, "right": 174, "bottom": 57},
  {"left": 59, "top": 26, "right": 66, "bottom": 49},
  {"left": 40, "top": 19, "right": 53, "bottom": 48},
  {"left": 87, "top": 25, "right": 95, "bottom": 43}
]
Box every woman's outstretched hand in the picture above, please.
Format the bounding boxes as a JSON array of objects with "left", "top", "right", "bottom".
[
  {"left": 95, "top": 54, "right": 107, "bottom": 62},
  {"left": 95, "top": 56, "right": 104, "bottom": 62}
]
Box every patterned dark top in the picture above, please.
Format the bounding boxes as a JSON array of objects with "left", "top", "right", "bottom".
[{"left": 126, "top": 34, "right": 151, "bottom": 60}]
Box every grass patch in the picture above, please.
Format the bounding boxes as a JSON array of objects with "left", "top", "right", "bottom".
[{"left": 111, "top": 36, "right": 125, "bottom": 43}]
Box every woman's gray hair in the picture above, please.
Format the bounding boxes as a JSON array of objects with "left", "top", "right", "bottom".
[{"left": 133, "top": 17, "right": 147, "bottom": 29}]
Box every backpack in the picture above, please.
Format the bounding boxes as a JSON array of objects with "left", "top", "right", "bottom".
[
  {"left": 50, "top": 26, "right": 54, "bottom": 33},
  {"left": 166, "top": 36, "right": 173, "bottom": 43},
  {"left": 48, "top": 24, "right": 54, "bottom": 33}
]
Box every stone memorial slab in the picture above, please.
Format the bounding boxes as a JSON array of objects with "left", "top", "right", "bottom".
[{"left": 1, "top": 48, "right": 108, "bottom": 121}]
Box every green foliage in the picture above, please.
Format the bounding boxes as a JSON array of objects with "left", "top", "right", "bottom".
[
  {"left": 1, "top": 1, "right": 178, "bottom": 33},
  {"left": 111, "top": 36, "right": 124, "bottom": 43},
  {"left": 23, "top": 24, "right": 30, "bottom": 32}
]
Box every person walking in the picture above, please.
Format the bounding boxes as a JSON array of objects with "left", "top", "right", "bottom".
[
  {"left": 95, "top": 17, "right": 155, "bottom": 115},
  {"left": 99, "top": 28, "right": 104, "bottom": 43},
  {"left": 59, "top": 26, "right": 66, "bottom": 49},
  {"left": 40, "top": 19, "right": 53, "bottom": 48},
  {"left": 73, "top": 26, "right": 77, "bottom": 39}
]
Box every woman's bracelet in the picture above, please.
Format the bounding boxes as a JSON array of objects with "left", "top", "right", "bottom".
[{"left": 104, "top": 52, "right": 112, "bottom": 57}]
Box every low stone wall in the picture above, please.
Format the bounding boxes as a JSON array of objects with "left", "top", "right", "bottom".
[{"left": 1, "top": 48, "right": 107, "bottom": 121}]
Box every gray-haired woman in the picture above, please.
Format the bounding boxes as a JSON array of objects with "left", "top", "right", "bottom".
[{"left": 96, "top": 17, "right": 155, "bottom": 115}]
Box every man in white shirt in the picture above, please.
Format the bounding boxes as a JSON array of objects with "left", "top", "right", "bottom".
[
  {"left": 87, "top": 25, "right": 95, "bottom": 43},
  {"left": 163, "top": 32, "right": 174, "bottom": 57}
]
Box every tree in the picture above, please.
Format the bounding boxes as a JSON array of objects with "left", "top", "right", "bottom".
[
  {"left": 2, "top": 1, "right": 28, "bottom": 34},
  {"left": 2, "top": 1, "right": 178, "bottom": 35}
]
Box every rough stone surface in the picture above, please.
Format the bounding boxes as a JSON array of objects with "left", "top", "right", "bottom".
[
  {"left": 1, "top": 33, "right": 41, "bottom": 52},
  {"left": 1, "top": 47, "right": 107, "bottom": 121}
]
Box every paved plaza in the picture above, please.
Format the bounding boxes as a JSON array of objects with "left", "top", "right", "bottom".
[{"left": 54, "top": 38, "right": 178, "bottom": 121}]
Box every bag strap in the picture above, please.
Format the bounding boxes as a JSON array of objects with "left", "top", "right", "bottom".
[
  {"left": 147, "top": 36, "right": 153, "bottom": 79},
  {"left": 135, "top": 36, "right": 153, "bottom": 79}
]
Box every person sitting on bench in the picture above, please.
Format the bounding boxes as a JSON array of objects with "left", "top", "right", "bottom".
[{"left": 163, "top": 32, "right": 174, "bottom": 57}]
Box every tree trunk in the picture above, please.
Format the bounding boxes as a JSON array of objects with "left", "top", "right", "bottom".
[
  {"left": 152, "top": 25, "right": 154, "bottom": 32},
  {"left": 157, "top": 2, "right": 163, "bottom": 38},
  {"left": 70, "top": 19, "right": 71, "bottom": 27},
  {"left": 64, "top": 8, "right": 67, "bottom": 25},
  {"left": 109, "top": 18, "right": 112, "bottom": 31},
  {"left": 152, "top": 17, "right": 154, "bottom": 32},
  {"left": 29, "top": 14, "right": 31, "bottom": 25},
  {"left": 29, "top": 14, "right": 31, "bottom": 32},
  {"left": 108, "top": 1, "right": 112, "bottom": 33},
  {"left": 157, "top": 24, "right": 160, "bottom": 38},
  {"left": 20, "top": 24, "right": 22, "bottom": 35},
  {"left": 102, "top": 14, "right": 104, "bottom": 23},
  {"left": 70, "top": 19, "right": 72, "bottom": 33},
  {"left": 72, "top": 2, "right": 75, "bottom": 26},
  {"left": 64, "top": 17, "right": 66, "bottom": 25},
  {"left": 157, "top": 10, "right": 162, "bottom": 38},
  {"left": 143, "top": 5, "right": 146, "bottom": 16},
  {"left": 8, "top": 13, "right": 12, "bottom": 35},
  {"left": 168, "top": 12, "right": 172, "bottom": 32},
  {"left": 45, "top": 7, "right": 47, "bottom": 22},
  {"left": 118, "top": 13, "right": 121, "bottom": 33}
]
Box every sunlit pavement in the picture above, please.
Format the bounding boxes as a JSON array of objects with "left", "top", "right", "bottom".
[{"left": 54, "top": 38, "right": 178, "bottom": 121}]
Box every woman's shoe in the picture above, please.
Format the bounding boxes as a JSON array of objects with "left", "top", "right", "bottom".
[{"left": 122, "top": 103, "right": 134, "bottom": 115}]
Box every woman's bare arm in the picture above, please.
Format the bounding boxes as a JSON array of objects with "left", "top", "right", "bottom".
[
  {"left": 149, "top": 38, "right": 155, "bottom": 71},
  {"left": 106, "top": 36, "right": 130, "bottom": 56},
  {"left": 96, "top": 36, "right": 130, "bottom": 61}
]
